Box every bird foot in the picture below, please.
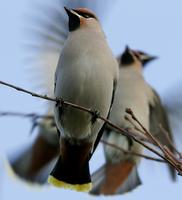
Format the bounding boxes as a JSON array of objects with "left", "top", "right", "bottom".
[{"left": 90, "top": 109, "right": 100, "bottom": 124}]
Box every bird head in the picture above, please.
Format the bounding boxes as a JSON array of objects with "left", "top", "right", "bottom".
[
  {"left": 64, "top": 7, "right": 99, "bottom": 32},
  {"left": 120, "top": 45, "right": 157, "bottom": 68}
]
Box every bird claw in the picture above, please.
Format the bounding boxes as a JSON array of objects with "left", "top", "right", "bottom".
[
  {"left": 90, "top": 109, "right": 100, "bottom": 124},
  {"left": 56, "top": 98, "right": 64, "bottom": 107}
]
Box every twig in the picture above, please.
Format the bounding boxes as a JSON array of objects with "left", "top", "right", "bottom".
[
  {"left": 1, "top": 80, "right": 182, "bottom": 175},
  {"left": 126, "top": 108, "right": 182, "bottom": 175},
  {"left": 0, "top": 110, "right": 167, "bottom": 163},
  {"left": 126, "top": 108, "right": 164, "bottom": 149},
  {"left": 0, "top": 80, "right": 150, "bottom": 143},
  {"left": 0, "top": 111, "right": 166, "bottom": 163},
  {"left": 159, "top": 123, "right": 182, "bottom": 159},
  {"left": 0, "top": 80, "right": 56, "bottom": 102},
  {"left": 0, "top": 111, "right": 53, "bottom": 119},
  {"left": 101, "top": 139, "right": 166, "bottom": 163},
  {"left": 124, "top": 115, "right": 147, "bottom": 136}
]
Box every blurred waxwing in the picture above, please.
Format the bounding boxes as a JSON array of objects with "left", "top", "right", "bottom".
[
  {"left": 90, "top": 46, "right": 176, "bottom": 195},
  {"left": 8, "top": 112, "right": 59, "bottom": 184},
  {"left": 162, "top": 82, "right": 182, "bottom": 147},
  {"left": 48, "top": 7, "right": 118, "bottom": 192}
]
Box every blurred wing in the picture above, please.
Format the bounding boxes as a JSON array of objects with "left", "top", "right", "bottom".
[
  {"left": 23, "top": 2, "right": 68, "bottom": 98},
  {"left": 162, "top": 81, "right": 182, "bottom": 144},
  {"left": 149, "top": 88, "right": 176, "bottom": 180},
  {"left": 24, "top": 0, "right": 117, "bottom": 99},
  {"left": 8, "top": 114, "right": 59, "bottom": 184},
  {"left": 90, "top": 161, "right": 141, "bottom": 195}
]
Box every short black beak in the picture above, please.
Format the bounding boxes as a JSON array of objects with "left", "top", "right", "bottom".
[
  {"left": 64, "top": 7, "right": 80, "bottom": 32},
  {"left": 64, "top": 7, "right": 72, "bottom": 16},
  {"left": 148, "top": 56, "right": 158, "bottom": 61},
  {"left": 142, "top": 55, "right": 158, "bottom": 66}
]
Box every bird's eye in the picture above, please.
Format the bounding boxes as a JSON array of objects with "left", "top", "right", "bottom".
[
  {"left": 83, "top": 14, "right": 90, "bottom": 18},
  {"left": 82, "top": 13, "right": 93, "bottom": 19}
]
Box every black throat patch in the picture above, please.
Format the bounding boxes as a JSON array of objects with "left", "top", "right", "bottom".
[{"left": 65, "top": 8, "right": 80, "bottom": 32}]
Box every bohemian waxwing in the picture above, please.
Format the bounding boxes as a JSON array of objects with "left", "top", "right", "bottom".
[
  {"left": 90, "top": 46, "right": 176, "bottom": 195},
  {"left": 7, "top": 1, "right": 116, "bottom": 187},
  {"left": 48, "top": 7, "right": 118, "bottom": 192}
]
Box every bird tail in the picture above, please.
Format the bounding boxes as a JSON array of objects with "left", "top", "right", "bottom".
[
  {"left": 90, "top": 161, "right": 141, "bottom": 195},
  {"left": 8, "top": 133, "right": 59, "bottom": 184},
  {"left": 48, "top": 139, "right": 92, "bottom": 192}
]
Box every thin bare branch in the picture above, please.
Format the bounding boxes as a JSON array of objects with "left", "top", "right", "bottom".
[
  {"left": 125, "top": 115, "right": 147, "bottom": 135},
  {"left": 126, "top": 108, "right": 182, "bottom": 175},
  {"left": 101, "top": 139, "right": 166, "bottom": 163},
  {"left": 0, "top": 80, "right": 150, "bottom": 142},
  {"left": 159, "top": 123, "right": 182, "bottom": 159},
  {"left": 1, "top": 80, "right": 182, "bottom": 175},
  {"left": 0, "top": 111, "right": 53, "bottom": 119},
  {"left": 0, "top": 110, "right": 168, "bottom": 163}
]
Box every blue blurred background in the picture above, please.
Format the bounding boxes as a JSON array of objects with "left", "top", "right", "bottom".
[{"left": 0, "top": 0, "right": 182, "bottom": 199}]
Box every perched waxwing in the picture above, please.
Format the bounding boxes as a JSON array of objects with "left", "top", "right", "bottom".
[
  {"left": 7, "top": 1, "right": 117, "bottom": 188},
  {"left": 8, "top": 113, "right": 59, "bottom": 184},
  {"left": 90, "top": 46, "right": 176, "bottom": 195},
  {"left": 48, "top": 7, "right": 118, "bottom": 192}
]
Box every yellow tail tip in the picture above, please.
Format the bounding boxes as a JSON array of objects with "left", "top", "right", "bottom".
[{"left": 48, "top": 175, "right": 92, "bottom": 192}]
